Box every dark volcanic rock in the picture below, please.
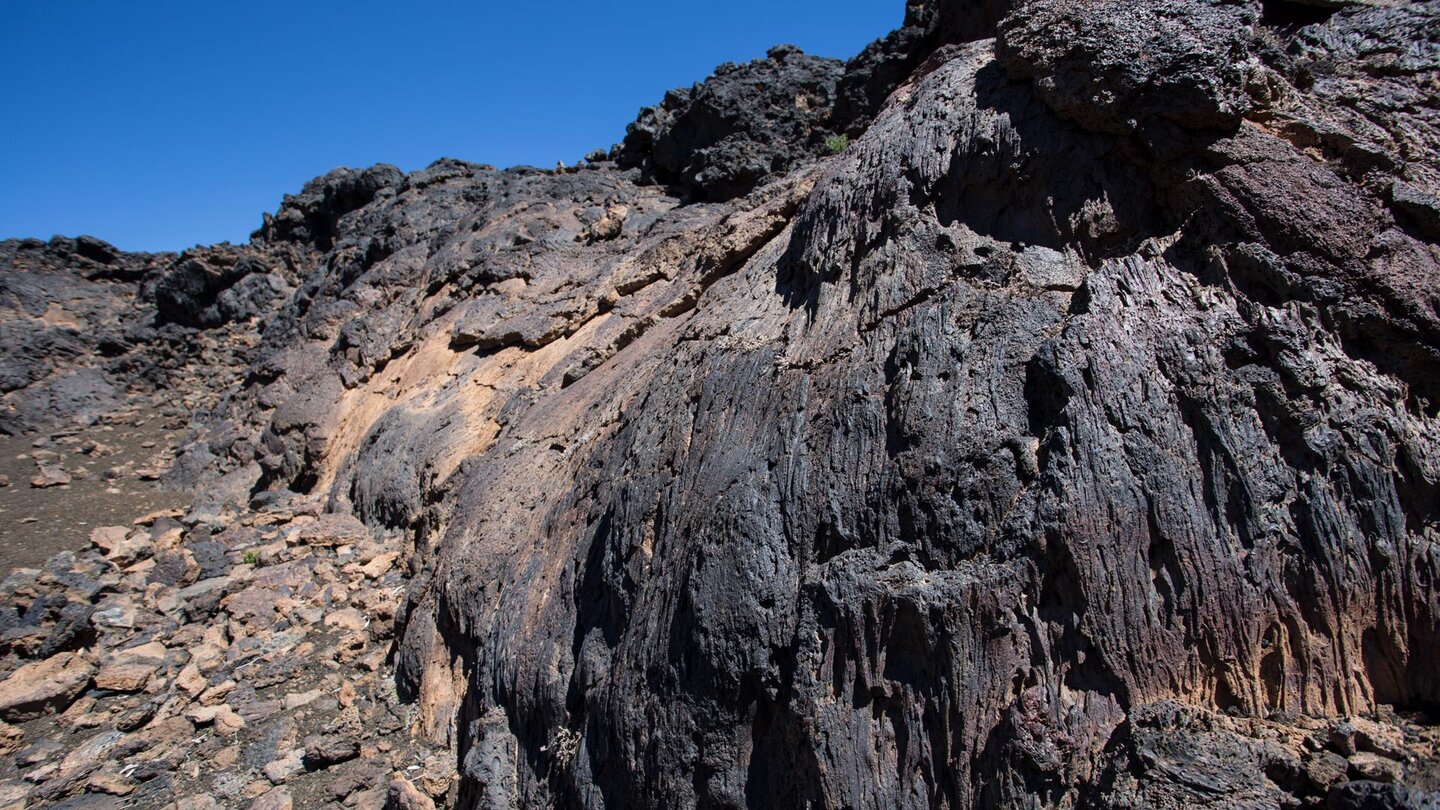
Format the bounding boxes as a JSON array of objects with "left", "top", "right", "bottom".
[
  {"left": 1328, "top": 780, "right": 1440, "bottom": 810},
  {"left": 832, "top": 0, "right": 1012, "bottom": 131},
  {"left": 257, "top": 164, "right": 405, "bottom": 251},
  {"left": 3, "top": 0, "right": 1440, "bottom": 807},
  {"left": 996, "top": 0, "right": 1270, "bottom": 134},
  {"left": 617, "top": 45, "right": 845, "bottom": 201},
  {"left": 154, "top": 247, "right": 297, "bottom": 328}
]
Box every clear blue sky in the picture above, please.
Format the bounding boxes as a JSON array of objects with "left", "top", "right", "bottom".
[{"left": 0, "top": 2, "right": 900, "bottom": 253}]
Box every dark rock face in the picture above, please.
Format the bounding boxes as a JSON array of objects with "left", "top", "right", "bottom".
[
  {"left": 832, "top": 0, "right": 1012, "bottom": 131},
  {"left": 5, "top": 0, "right": 1440, "bottom": 807},
  {"left": 996, "top": 0, "right": 1268, "bottom": 134},
  {"left": 616, "top": 46, "right": 845, "bottom": 201},
  {"left": 0, "top": 238, "right": 163, "bottom": 434},
  {"left": 154, "top": 245, "right": 302, "bottom": 328},
  {"left": 257, "top": 164, "right": 406, "bottom": 251},
  {"left": 0, "top": 233, "right": 306, "bottom": 434}
]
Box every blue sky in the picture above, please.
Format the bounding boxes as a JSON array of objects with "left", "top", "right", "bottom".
[{"left": 0, "top": 2, "right": 900, "bottom": 253}]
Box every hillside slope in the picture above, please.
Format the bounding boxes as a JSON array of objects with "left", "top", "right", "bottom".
[{"left": 1, "top": 0, "right": 1439, "bottom": 807}]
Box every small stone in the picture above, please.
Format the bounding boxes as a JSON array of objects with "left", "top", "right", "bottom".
[
  {"left": 110, "top": 640, "right": 168, "bottom": 666},
  {"left": 0, "top": 652, "right": 95, "bottom": 721},
  {"left": 172, "top": 797, "right": 221, "bottom": 810},
  {"left": 186, "top": 703, "right": 245, "bottom": 736},
  {"left": 0, "top": 720, "right": 22, "bottom": 756},
  {"left": 262, "top": 749, "right": 306, "bottom": 784},
  {"left": 352, "top": 787, "right": 389, "bottom": 810},
  {"left": 1348, "top": 751, "right": 1403, "bottom": 784},
  {"left": 23, "top": 761, "right": 57, "bottom": 784},
  {"left": 361, "top": 552, "right": 400, "bottom": 579},
  {"left": 94, "top": 662, "right": 157, "bottom": 693},
  {"left": 212, "top": 707, "right": 244, "bottom": 737},
  {"left": 324, "top": 608, "right": 367, "bottom": 632},
  {"left": 81, "top": 440, "right": 114, "bottom": 457},
  {"left": 386, "top": 776, "right": 437, "bottom": 810},
  {"left": 115, "top": 701, "right": 158, "bottom": 732},
  {"left": 303, "top": 732, "right": 360, "bottom": 769},
  {"left": 87, "top": 768, "right": 136, "bottom": 795},
  {"left": 90, "top": 526, "right": 154, "bottom": 566},
  {"left": 198, "top": 679, "right": 236, "bottom": 706},
  {"left": 176, "top": 663, "right": 207, "bottom": 697},
  {"left": 1329, "top": 720, "right": 1359, "bottom": 757},
  {"left": 30, "top": 464, "right": 71, "bottom": 488},
  {"left": 249, "top": 787, "right": 293, "bottom": 810},
  {"left": 282, "top": 689, "right": 323, "bottom": 711},
  {"left": 214, "top": 744, "right": 241, "bottom": 769}
]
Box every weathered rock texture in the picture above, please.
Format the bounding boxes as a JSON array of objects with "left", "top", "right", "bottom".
[{"left": 3, "top": 0, "right": 1440, "bottom": 807}]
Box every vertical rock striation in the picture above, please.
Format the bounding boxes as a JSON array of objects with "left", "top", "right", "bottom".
[{"left": 2, "top": 0, "right": 1438, "bottom": 806}]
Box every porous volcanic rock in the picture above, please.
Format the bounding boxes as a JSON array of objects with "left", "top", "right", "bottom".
[
  {"left": 616, "top": 45, "right": 846, "bottom": 201},
  {"left": 2, "top": 0, "right": 1439, "bottom": 807}
]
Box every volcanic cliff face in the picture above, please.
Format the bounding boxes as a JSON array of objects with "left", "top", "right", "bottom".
[{"left": 3, "top": 0, "right": 1440, "bottom": 807}]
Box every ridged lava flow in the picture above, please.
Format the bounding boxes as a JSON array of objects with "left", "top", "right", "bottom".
[{"left": 1, "top": 0, "right": 1439, "bottom": 807}]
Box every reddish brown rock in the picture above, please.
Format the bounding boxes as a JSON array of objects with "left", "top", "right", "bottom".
[
  {"left": 385, "top": 776, "right": 435, "bottom": 810},
  {"left": 0, "top": 652, "right": 94, "bottom": 721},
  {"left": 93, "top": 662, "right": 156, "bottom": 693}
]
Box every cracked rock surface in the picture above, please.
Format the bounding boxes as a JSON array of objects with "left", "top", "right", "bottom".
[{"left": 1, "top": 0, "right": 1439, "bottom": 807}]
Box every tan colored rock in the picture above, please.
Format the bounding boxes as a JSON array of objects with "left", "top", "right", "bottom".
[
  {"left": 0, "top": 779, "right": 28, "bottom": 809},
  {"left": 324, "top": 607, "right": 367, "bottom": 632},
  {"left": 214, "top": 745, "right": 241, "bottom": 769},
  {"left": 262, "top": 749, "right": 306, "bottom": 784},
  {"left": 152, "top": 525, "right": 185, "bottom": 551},
  {"left": 1348, "top": 751, "right": 1403, "bottom": 784},
  {"left": 386, "top": 776, "right": 436, "bottom": 810},
  {"left": 190, "top": 639, "right": 227, "bottom": 674},
  {"left": 111, "top": 641, "right": 168, "bottom": 665},
  {"left": 87, "top": 768, "right": 136, "bottom": 796},
  {"left": 0, "top": 652, "right": 94, "bottom": 721},
  {"left": 361, "top": 551, "right": 400, "bottom": 579},
  {"left": 214, "top": 705, "right": 246, "bottom": 736},
  {"left": 198, "top": 679, "right": 236, "bottom": 706},
  {"left": 94, "top": 662, "right": 156, "bottom": 693},
  {"left": 351, "top": 787, "right": 388, "bottom": 810},
  {"left": 176, "top": 663, "right": 207, "bottom": 697},
  {"left": 249, "top": 787, "right": 292, "bottom": 810},
  {"left": 0, "top": 721, "right": 21, "bottom": 757},
  {"left": 90, "top": 525, "right": 153, "bottom": 566},
  {"left": 282, "top": 689, "right": 323, "bottom": 710},
  {"left": 185, "top": 700, "right": 244, "bottom": 737},
  {"left": 30, "top": 465, "right": 70, "bottom": 488},
  {"left": 133, "top": 507, "right": 185, "bottom": 526}
]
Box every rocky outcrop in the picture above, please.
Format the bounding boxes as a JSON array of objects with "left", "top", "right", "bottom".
[
  {"left": 0, "top": 234, "right": 303, "bottom": 437},
  {"left": 616, "top": 46, "right": 846, "bottom": 201},
  {"left": 1, "top": 0, "right": 1438, "bottom": 807}
]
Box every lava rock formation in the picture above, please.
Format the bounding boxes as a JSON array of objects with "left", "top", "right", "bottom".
[{"left": 2, "top": 0, "right": 1439, "bottom": 807}]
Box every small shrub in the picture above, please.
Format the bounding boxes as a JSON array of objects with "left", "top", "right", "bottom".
[
  {"left": 825, "top": 134, "right": 850, "bottom": 155},
  {"left": 242, "top": 550, "right": 260, "bottom": 566}
]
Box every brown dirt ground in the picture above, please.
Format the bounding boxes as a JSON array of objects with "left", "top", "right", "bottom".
[{"left": 0, "top": 417, "right": 190, "bottom": 571}]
